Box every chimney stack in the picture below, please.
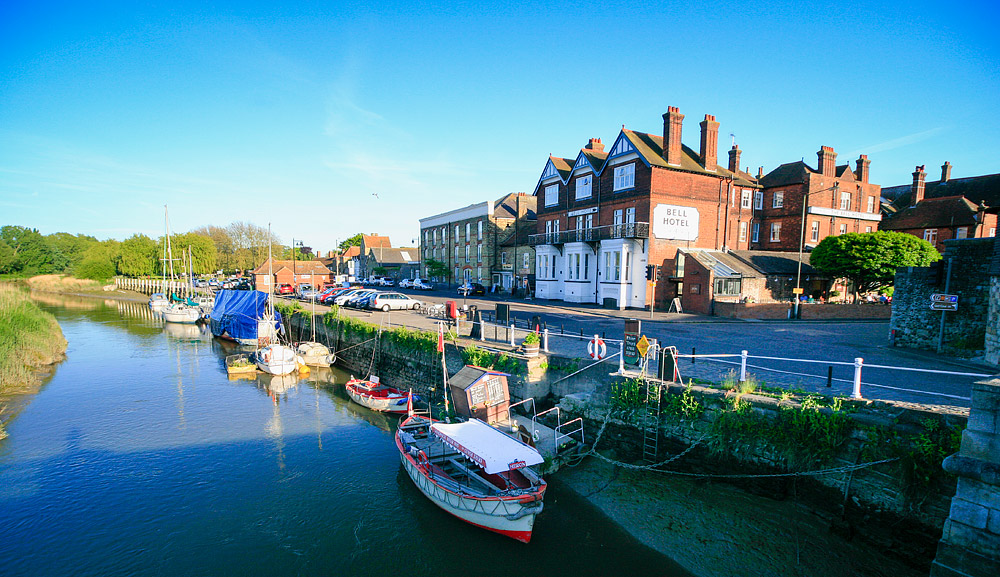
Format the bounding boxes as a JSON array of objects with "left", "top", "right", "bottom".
[
  {"left": 728, "top": 144, "right": 742, "bottom": 173},
  {"left": 855, "top": 154, "right": 870, "bottom": 183},
  {"left": 584, "top": 138, "right": 604, "bottom": 153},
  {"left": 817, "top": 146, "right": 837, "bottom": 177},
  {"left": 912, "top": 165, "right": 927, "bottom": 205},
  {"left": 662, "top": 106, "right": 684, "bottom": 166},
  {"left": 941, "top": 161, "right": 952, "bottom": 183},
  {"left": 757, "top": 166, "right": 764, "bottom": 179},
  {"left": 699, "top": 114, "right": 720, "bottom": 171}
]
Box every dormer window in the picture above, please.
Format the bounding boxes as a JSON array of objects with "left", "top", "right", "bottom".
[
  {"left": 544, "top": 184, "right": 558, "bottom": 207},
  {"left": 613, "top": 163, "right": 635, "bottom": 191},
  {"left": 575, "top": 175, "right": 592, "bottom": 200}
]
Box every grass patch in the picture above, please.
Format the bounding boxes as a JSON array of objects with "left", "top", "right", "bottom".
[{"left": 25, "top": 274, "right": 104, "bottom": 293}]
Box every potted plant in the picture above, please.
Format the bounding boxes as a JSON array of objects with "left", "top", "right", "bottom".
[{"left": 522, "top": 331, "right": 540, "bottom": 357}]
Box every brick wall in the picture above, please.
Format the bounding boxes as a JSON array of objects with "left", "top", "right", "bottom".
[
  {"left": 714, "top": 301, "right": 891, "bottom": 320},
  {"left": 890, "top": 238, "right": 994, "bottom": 353}
]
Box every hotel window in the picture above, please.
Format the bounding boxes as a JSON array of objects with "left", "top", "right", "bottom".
[
  {"left": 442, "top": 227, "right": 447, "bottom": 242},
  {"left": 626, "top": 206, "right": 636, "bottom": 224},
  {"left": 866, "top": 196, "right": 875, "bottom": 213},
  {"left": 454, "top": 247, "right": 459, "bottom": 261},
  {"left": 924, "top": 229, "right": 938, "bottom": 244},
  {"left": 545, "top": 184, "right": 558, "bottom": 207},
  {"left": 476, "top": 244, "right": 482, "bottom": 262},
  {"left": 840, "top": 191, "right": 852, "bottom": 210},
  {"left": 752, "top": 223, "right": 760, "bottom": 243},
  {"left": 770, "top": 223, "right": 781, "bottom": 242},
  {"left": 455, "top": 225, "right": 459, "bottom": 242},
  {"left": 613, "top": 163, "right": 635, "bottom": 191},
  {"left": 865, "top": 226, "right": 872, "bottom": 233},
  {"left": 466, "top": 223, "right": 471, "bottom": 240},
  {"left": 433, "top": 248, "right": 438, "bottom": 259},
  {"left": 773, "top": 191, "right": 784, "bottom": 208},
  {"left": 956, "top": 227, "right": 968, "bottom": 239},
  {"left": 754, "top": 191, "right": 763, "bottom": 210},
  {"left": 739, "top": 221, "right": 747, "bottom": 242},
  {"left": 477, "top": 220, "right": 483, "bottom": 240},
  {"left": 585, "top": 213, "right": 593, "bottom": 229},
  {"left": 605, "top": 251, "right": 621, "bottom": 281},
  {"left": 741, "top": 190, "right": 752, "bottom": 209},
  {"left": 523, "top": 253, "right": 529, "bottom": 269},
  {"left": 551, "top": 254, "right": 556, "bottom": 278},
  {"left": 583, "top": 253, "right": 589, "bottom": 279},
  {"left": 432, "top": 229, "right": 437, "bottom": 244},
  {"left": 575, "top": 175, "right": 592, "bottom": 199},
  {"left": 810, "top": 221, "right": 819, "bottom": 242},
  {"left": 839, "top": 224, "right": 847, "bottom": 235},
  {"left": 465, "top": 245, "right": 470, "bottom": 261}
]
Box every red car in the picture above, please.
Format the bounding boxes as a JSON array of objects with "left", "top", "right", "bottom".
[{"left": 275, "top": 283, "right": 294, "bottom": 295}]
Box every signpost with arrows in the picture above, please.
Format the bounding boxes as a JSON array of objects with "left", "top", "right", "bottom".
[{"left": 930, "top": 293, "right": 958, "bottom": 311}]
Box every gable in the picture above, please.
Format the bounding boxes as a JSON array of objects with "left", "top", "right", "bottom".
[
  {"left": 608, "top": 132, "right": 637, "bottom": 158},
  {"left": 541, "top": 158, "right": 560, "bottom": 180}
]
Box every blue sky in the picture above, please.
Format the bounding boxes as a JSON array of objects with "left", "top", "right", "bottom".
[{"left": 1, "top": 0, "right": 997, "bottom": 253}]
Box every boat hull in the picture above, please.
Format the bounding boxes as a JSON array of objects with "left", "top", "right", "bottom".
[
  {"left": 162, "top": 305, "right": 201, "bottom": 324},
  {"left": 254, "top": 345, "right": 297, "bottom": 376},
  {"left": 396, "top": 434, "right": 542, "bottom": 543},
  {"left": 346, "top": 382, "right": 410, "bottom": 414}
]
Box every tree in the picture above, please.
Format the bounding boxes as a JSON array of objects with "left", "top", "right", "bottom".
[
  {"left": 46, "top": 232, "right": 98, "bottom": 272},
  {"left": 118, "top": 234, "right": 159, "bottom": 277},
  {"left": 76, "top": 240, "right": 120, "bottom": 280},
  {"left": 0, "top": 239, "right": 15, "bottom": 274},
  {"left": 339, "top": 234, "right": 363, "bottom": 251},
  {"left": 0, "top": 226, "right": 68, "bottom": 275},
  {"left": 172, "top": 232, "right": 217, "bottom": 275},
  {"left": 424, "top": 258, "right": 448, "bottom": 280},
  {"left": 809, "top": 231, "right": 941, "bottom": 297}
]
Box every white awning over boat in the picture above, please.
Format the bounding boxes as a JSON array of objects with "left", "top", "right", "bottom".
[{"left": 431, "top": 419, "right": 544, "bottom": 475}]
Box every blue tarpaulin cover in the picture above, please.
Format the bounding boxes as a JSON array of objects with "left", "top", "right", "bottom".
[{"left": 209, "top": 290, "right": 281, "bottom": 341}]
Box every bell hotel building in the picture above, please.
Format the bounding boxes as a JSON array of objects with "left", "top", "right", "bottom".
[{"left": 530, "top": 106, "right": 883, "bottom": 310}]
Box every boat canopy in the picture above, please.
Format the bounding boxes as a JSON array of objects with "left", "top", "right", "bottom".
[
  {"left": 431, "top": 419, "right": 543, "bottom": 475},
  {"left": 209, "top": 290, "right": 281, "bottom": 341}
]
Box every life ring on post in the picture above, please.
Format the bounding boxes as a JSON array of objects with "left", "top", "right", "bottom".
[{"left": 587, "top": 337, "right": 607, "bottom": 360}]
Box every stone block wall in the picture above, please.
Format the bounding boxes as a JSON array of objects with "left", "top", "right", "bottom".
[
  {"left": 891, "top": 238, "right": 994, "bottom": 353},
  {"left": 714, "top": 301, "right": 891, "bottom": 320},
  {"left": 987, "top": 277, "right": 1000, "bottom": 366}
]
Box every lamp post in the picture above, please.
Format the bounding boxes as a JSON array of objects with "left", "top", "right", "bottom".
[
  {"left": 794, "top": 183, "right": 838, "bottom": 319},
  {"left": 292, "top": 239, "right": 303, "bottom": 292}
]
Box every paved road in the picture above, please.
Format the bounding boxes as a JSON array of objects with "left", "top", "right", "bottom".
[{"left": 285, "top": 287, "right": 995, "bottom": 411}]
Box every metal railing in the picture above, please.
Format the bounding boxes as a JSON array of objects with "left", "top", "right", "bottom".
[{"left": 528, "top": 222, "right": 649, "bottom": 246}]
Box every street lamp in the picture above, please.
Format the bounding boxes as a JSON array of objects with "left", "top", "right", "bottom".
[
  {"left": 794, "top": 183, "right": 838, "bottom": 319},
  {"left": 292, "top": 238, "right": 303, "bottom": 291}
]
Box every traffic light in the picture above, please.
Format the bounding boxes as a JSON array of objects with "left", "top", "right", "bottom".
[
  {"left": 645, "top": 265, "right": 655, "bottom": 281},
  {"left": 655, "top": 265, "right": 663, "bottom": 281}
]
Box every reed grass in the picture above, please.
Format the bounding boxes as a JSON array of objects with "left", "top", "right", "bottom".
[
  {"left": 25, "top": 274, "right": 103, "bottom": 293},
  {"left": 0, "top": 283, "right": 67, "bottom": 396}
]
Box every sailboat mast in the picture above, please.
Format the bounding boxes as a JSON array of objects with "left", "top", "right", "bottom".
[
  {"left": 166, "top": 206, "right": 176, "bottom": 297},
  {"left": 161, "top": 206, "right": 169, "bottom": 294}
]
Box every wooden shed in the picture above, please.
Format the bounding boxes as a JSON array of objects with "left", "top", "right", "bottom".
[{"left": 449, "top": 365, "right": 511, "bottom": 424}]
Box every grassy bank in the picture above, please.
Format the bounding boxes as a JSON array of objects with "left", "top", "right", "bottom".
[
  {"left": 0, "top": 283, "right": 68, "bottom": 438},
  {"left": 26, "top": 274, "right": 105, "bottom": 294}
]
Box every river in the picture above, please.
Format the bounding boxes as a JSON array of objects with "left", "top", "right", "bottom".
[{"left": 0, "top": 294, "right": 690, "bottom": 576}]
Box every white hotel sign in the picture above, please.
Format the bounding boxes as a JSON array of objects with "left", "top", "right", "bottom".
[{"left": 653, "top": 204, "right": 699, "bottom": 241}]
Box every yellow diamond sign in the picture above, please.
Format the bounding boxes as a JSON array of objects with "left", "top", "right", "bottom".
[{"left": 636, "top": 335, "right": 650, "bottom": 358}]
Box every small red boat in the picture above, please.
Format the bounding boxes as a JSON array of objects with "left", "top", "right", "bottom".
[{"left": 345, "top": 376, "right": 417, "bottom": 414}]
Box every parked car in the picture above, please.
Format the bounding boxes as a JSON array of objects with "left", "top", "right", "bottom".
[
  {"left": 320, "top": 287, "right": 353, "bottom": 304},
  {"left": 299, "top": 287, "right": 320, "bottom": 301},
  {"left": 370, "top": 292, "right": 422, "bottom": 312},
  {"left": 332, "top": 289, "right": 366, "bottom": 306},
  {"left": 397, "top": 279, "right": 412, "bottom": 289},
  {"left": 275, "top": 283, "right": 294, "bottom": 295},
  {"left": 346, "top": 290, "right": 378, "bottom": 308},
  {"left": 458, "top": 282, "right": 486, "bottom": 296},
  {"left": 355, "top": 292, "right": 380, "bottom": 309},
  {"left": 412, "top": 280, "right": 433, "bottom": 290}
]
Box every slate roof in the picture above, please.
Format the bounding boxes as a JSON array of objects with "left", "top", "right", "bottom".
[
  {"left": 729, "top": 250, "right": 818, "bottom": 276},
  {"left": 882, "top": 173, "right": 1000, "bottom": 210},
  {"left": 494, "top": 193, "right": 537, "bottom": 220},
  {"left": 367, "top": 247, "right": 419, "bottom": 265},
  {"left": 759, "top": 161, "right": 810, "bottom": 188},
  {"left": 550, "top": 156, "right": 574, "bottom": 180},
  {"left": 880, "top": 196, "right": 983, "bottom": 230},
  {"left": 681, "top": 249, "right": 761, "bottom": 278},
  {"left": 580, "top": 149, "right": 609, "bottom": 172}
]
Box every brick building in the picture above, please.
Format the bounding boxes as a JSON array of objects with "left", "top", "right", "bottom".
[
  {"left": 252, "top": 258, "right": 334, "bottom": 292},
  {"left": 419, "top": 193, "right": 535, "bottom": 288},
  {"left": 754, "top": 146, "right": 883, "bottom": 252},
  {"left": 530, "top": 106, "right": 760, "bottom": 309},
  {"left": 879, "top": 163, "right": 998, "bottom": 252}
]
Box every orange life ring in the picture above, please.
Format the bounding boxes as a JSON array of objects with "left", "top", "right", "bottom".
[{"left": 417, "top": 450, "right": 428, "bottom": 465}]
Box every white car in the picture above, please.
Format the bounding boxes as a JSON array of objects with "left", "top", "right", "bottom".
[
  {"left": 397, "top": 279, "right": 412, "bottom": 288},
  {"left": 370, "top": 292, "right": 422, "bottom": 312},
  {"left": 412, "top": 280, "right": 433, "bottom": 290},
  {"left": 333, "top": 289, "right": 367, "bottom": 306}
]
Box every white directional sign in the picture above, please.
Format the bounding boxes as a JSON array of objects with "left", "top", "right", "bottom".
[{"left": 930, "top": 301, "right": 958, "bottom": 311}]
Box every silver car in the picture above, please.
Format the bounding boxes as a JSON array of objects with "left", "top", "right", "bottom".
[{"left": 370, "top": 292, "right": 422, "bottom": 312}]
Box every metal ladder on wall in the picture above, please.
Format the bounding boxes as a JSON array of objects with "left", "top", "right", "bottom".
[{"left": 640, "top": 354, "right": 662, "bottom": 464}]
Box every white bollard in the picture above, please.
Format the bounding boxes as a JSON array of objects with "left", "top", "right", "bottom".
[
  {"left": 618, "top": 340, "right": 625, "bottom": 374},
  {"left": 740, "top": 350, "right": 748, "bottom": 382},
  {"left": 509, "top": 324, "right": 515, "bottom": 347},
  {"left": 852, "top": 357, "right": 864, "bottom": 399},
  {"left": 543, "top": 328, "right": 549, "bottom": 352}
]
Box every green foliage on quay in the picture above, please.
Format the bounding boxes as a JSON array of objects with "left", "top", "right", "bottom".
[
  {"left": 314, "top": 308, "right": 456, "bottom": 356},
  {"left": 461, "top": 345, "right": 522, "bottom": 375}
]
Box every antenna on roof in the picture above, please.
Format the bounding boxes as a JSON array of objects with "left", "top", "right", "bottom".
[{"left": 729, "top": 133, "right": 736, "bottom": 147}]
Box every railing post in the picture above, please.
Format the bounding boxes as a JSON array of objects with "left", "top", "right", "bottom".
[
  {"left": 543, "top": 328, "right": 549, "bottom": 352},
  {"left": 739, "top": 350, "right": 748, "bottom": 382},
  {"left": 509, "top": 324, "right": 515, "bottom": 347},
  {"left": 618, "top": 340, "right": 625, "bottom": 374},
  {"left": 852, "top": 357, "right": 864, "bottom": 399}
]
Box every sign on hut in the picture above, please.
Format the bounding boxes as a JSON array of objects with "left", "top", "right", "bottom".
[{"left": 449, "top": 365, "right": 511, "bottom": 424}]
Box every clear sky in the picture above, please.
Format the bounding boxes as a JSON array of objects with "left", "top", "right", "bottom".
[{"left": 1, "top": 0, "right": 997, "bottom": 253}]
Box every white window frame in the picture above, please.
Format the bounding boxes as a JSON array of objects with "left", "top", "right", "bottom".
[
  {"left": 840, "top": 191, "right": 851, "bottom": 210},
  {"left": 754, "top": 191, "right": 763, "bottom": 210},
  {"left": 956, "top": 227, "right": 968, "bottom": 239},
  {"left": 810, "top": 221, "right": 819, "bottom": 242},
  {"left": 741, "top": 189, "right": 752, "bottom": 209},
  {"left": 613, "top": 163, "right": 635, "bottom": 191},
  {"left": 544, "top": 184, "right": 558, "bottom": 207},
  {"left": 501, "top": 252, "right": 508, "bottom": 265},
  {"left": 773, "top": 191, "right": 784, "bottom": 208},
  {"left": 605, "top": 250, "right": 621, "bottom": 281},
  {"left": 465, "top": 222, "right": 471, "bottom": 240},
  {"left": 477, "top": 220, "right": 483, "bottom": 240},
  {"left": 465, "top": 245, "right": 470, "bottom": 262},
  {"left": 739, "top": 221, "right": 747, "bottom": 242},
  {"left": 752, "top": 222, "right": 759, "bottom": 243},
  {"left": 924, "top": 229, "right": 938, "bottom": 244},
  {"left": 865, "top": 226, "right": 872, "bottom": 233},
  {"left": 770, "top": 223, "right": 781, "bottom": 242},
  {"left": 867, "top": 196, "right": 875, "bottom": 213},
  {"left": 575, "top": 175, "right": 592, "bottom": 200},
  {"left": 476, "top": 244, "right": 482, "bottom": 262},
  {"left": 523, "top": 253, "right": 529, "bottom": 269},
  {"left": 839, "top": 223, "right": 847, "bottom": 235}
]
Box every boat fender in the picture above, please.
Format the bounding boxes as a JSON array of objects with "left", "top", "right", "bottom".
[
  {"left": 263, "top": 350, "right": 271, "bottom": 363},
  {"left": 533, "top": 430, "right": 540, "bottom": 442}
]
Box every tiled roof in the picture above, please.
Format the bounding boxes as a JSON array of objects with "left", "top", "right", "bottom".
[
  {"left": 252, "top": 258, "right": 333, "bottom": 275},
  {"left": 342, "top": 245, "right": 361, "bottom": 259},
  {"left": 494, "top": 193, "right": 536, "bottom": 220},
  {"left": 362, "top": 234, "right": 392, "bottom": 249},
  {"left": 367, "top": 247, "right": 418, "bottom": 265},
  {"left": 729, "top": 250, "right": 817, "bottom": 276},
  {"left": 880, "top": 196, "right": 982, "bottom": 230},
  {"left": 580, "top": 149, "right": 608, "bottom": 173},
  {"left": 622, "top": 129, "right": 757, "bottom": 187},
  {"left": 883, "top": 172, "right": 1000, "bottom": 210},
  {"left": 835, "top": 164, "right": 856, "bottom": 180},
  {"left": 550, "top": 156, "right": 573, "bottom": 179}
]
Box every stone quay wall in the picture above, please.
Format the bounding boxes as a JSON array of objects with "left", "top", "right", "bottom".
[
  {"left": 987, "top": 277, "right": 1000, "bottom": 366},
  {"left": 891, "top": 238, "right": 994, "bottom": 354}
]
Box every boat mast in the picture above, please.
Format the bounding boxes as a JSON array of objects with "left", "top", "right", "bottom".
[
  {"left": 161, "top": 206, "right": 169, "bottom": 295},
  {"left": 165, "top": 206, "right": 176, "bottom": 298}
]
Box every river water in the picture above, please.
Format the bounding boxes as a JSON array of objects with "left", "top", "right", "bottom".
[{"left": 0, "top": 295, "right": 690, "bottom": 577}]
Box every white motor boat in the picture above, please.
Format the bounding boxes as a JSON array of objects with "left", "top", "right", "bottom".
[
  {"left": 161, "top": 303, "right": 202, "bottom": 324},
  {"left": 296, "top": 342, "right": 335, "bottom": 367},
  {"left": 149, "top": 292, "right": 169, "bottom": 311},
  {"left": 254, "top": 344, "right": 299, "bottom": 376}
]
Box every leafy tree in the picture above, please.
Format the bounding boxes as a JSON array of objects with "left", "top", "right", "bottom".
[
  {"left": 46, "top": 232, "right": 98, "bottom": 271},
  {"left": 76, "top": 240, "right": 120, "bottom": 280},
  {"left": 0, "top": 226, "right": 68, "bottom": 275},
  {"left": 172, "top": 232, "right": 217, "bottom": 275},
  {"left": 809, "top": 231, "right": 941, "bottom": 296},
  {"left": 118, "top": 234, "right": 159, "bottom": 277},
  {"left": 424, "top": 258, "right": 448, "bottom": 280},
  {"left": 339, "top": 234, "right": 363, "bottom": 251},
  {"left": 0, "top": 239, "right": 15, "bottom": 274}
]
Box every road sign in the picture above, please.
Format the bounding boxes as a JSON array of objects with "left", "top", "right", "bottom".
[
  {"left": 930, "top": 294, "right": 958, "bottom": 303},
  {"left": 792, "top": 288, "right": 804, "bottom": 295},
  {"left": 624, "top": 319, "right": 641, "bottom": 365},
  {"left": 636, "top": 335, "right": 650, "bottom": 358},
  {"left": 930, "top": 302, "right": 958, "bottom": 311}
]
